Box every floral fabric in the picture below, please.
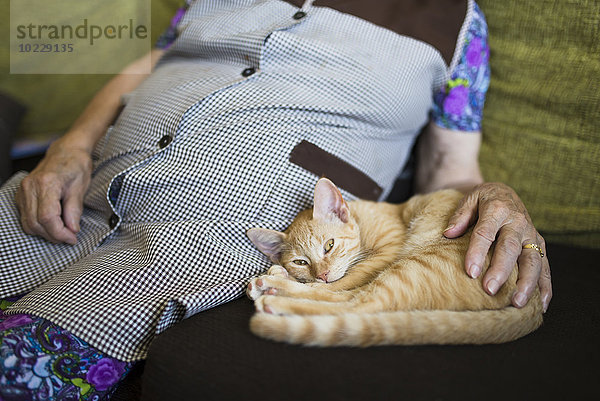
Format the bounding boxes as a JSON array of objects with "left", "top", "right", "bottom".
[
  {"left": 432, "top": 2, "right": 490, "bottom": 131},
  {"left": 0, "top": 297, "right": 134, "bottom": 401},
  {"left": 155, "top": 2, "right": 190, "bottom": 50}
]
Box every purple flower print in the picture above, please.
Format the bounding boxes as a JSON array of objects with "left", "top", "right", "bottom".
[
  {"left": 443, "top": 85, "right": 469, "bottom": 116},
  {"left": 0, "top": 314, "right": 34, "bottom": 331},
  {"left": 86, "top": 358, "right": 125, "bottom": 391},
  {"left": 466, "top": 37, "right": 484, "bottom": 67},
  {"left": 172, "top": 7, "right": 187, "bottom": 27}
]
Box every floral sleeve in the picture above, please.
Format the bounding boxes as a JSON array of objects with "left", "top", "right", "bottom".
[
  {"left": 155, "top": 1, "right": 193, "bottom": 49},
  {"left": 431, "top": 2, "right": 490, "bottom": 132}
]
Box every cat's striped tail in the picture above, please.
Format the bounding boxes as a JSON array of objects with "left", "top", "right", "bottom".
[{"left": 249, "top": 291, "right": 543, "bottom": 346}]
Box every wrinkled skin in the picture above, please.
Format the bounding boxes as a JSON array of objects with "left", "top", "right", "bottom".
[
  {"left": 444, "top": 182, "right": 552, "bottom": 312},
  {"left": 15, "top": 139, "right": 92, "bottom": 245}
]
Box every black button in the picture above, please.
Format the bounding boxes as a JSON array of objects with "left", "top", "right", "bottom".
[
  {"left": 108, "top": 213, "right": 119, "bottom": 229},
  {"left": 293, "top": 11, "right": 306, "bottom": 20},
  {"left": 241, "top": 67, "right": 256, "bottom": 77},
  {"left": 158, "top": 135, "right": 172, "bottom": 148}
]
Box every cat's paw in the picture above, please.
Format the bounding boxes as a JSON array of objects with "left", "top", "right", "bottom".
[
  {"left": 247, "top": 278, "right": 262, "bottom": 300},
  {"left": 247, "top": 265, "right": 293, "bottom": 300},
  {"left": 255, "top": 295, "right": 284, "bottom": 315},
  {"left": 247, "top": 275, "right": 282, "bottom": 300},
  {"left": 247, "top": 277, "right": 268, "bottom": 300},
  {"left": 267, "top": 265, "right": 289, "bottom": 278}
]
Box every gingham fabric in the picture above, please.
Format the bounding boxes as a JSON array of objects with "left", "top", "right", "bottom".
[{"left": 0, "top": 0, "right": 478, "bottom": 361}]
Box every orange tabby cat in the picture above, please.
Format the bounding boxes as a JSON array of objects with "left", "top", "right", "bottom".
[{"left": 246, "top": 178, "right": 543, "bottom": 346}]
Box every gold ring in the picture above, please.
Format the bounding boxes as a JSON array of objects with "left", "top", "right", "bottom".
[{"left": 523, "top": 243, "right": 544, "bottom": 258}]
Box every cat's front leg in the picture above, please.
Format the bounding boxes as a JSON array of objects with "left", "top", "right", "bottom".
[
  {"left": 248, "top": 275, "right": 317, "bottom": 300},
  {"left": 251, "top": 276, "right": 353, "bottom": 302},
  {"left": 255, "top": 295, "right": 369, "bottom": 315},
  {"left": 255, "top": 294, "right": 306, "bottom": 315},
  {"left": 255, "top": 294, "right": 334, "bottom": 315},
  {"left": 249, "top": 275, "right": 354, "bottom": 302}
]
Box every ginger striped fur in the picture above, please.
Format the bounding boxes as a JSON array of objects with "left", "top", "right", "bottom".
[{"left": 246, "top": 178, "right": 543, "bottom": 346}]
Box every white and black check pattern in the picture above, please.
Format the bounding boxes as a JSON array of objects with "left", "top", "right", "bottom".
[{"left": 0, "top": 0, "right": 477, "bottom": 361}]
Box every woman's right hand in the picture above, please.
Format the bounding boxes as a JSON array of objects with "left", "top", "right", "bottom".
[
  {"left": 13, "top": 50, "right": 163, "bottom": 245},
  {"left": 11, "top": 50, "right": 163, "bottom": 245},
  {"left": 15, "top": 137, "right": 93, "bottom": 245}
]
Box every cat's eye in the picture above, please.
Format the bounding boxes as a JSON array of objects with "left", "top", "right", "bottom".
[
  {"left": 293, "top": 259, "right": 308, "bottom": 266},
  {"left": 324, "top": 239, "right": 334, "bottom": 253}
]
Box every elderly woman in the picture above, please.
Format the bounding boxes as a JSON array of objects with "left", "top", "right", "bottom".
[{"left": 0, "top": 0, "right": 551, "bottom": 398}]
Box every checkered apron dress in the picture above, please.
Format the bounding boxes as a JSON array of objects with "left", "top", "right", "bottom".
[{"left": 0, "top": 0, "right": 472, "bottom": 361}]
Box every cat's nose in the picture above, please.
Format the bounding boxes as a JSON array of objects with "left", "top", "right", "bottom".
[{"left": 317, "top": 271, "right": 329, "bottom": 282}]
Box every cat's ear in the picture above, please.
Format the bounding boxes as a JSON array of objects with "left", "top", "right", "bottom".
[
  {"left": 313, "top": 178, "right": 350, "bottom": 223},
  {"left": 247, "top": 228, "right": 287, "bottom": 263}
]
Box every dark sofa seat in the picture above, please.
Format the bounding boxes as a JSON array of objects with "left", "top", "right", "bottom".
[
  {"left": 112, "top": 242, "right": 599, "bottom": 401},
  {"left": 6, "top": 1, "right": 597, "bottom": 399}
]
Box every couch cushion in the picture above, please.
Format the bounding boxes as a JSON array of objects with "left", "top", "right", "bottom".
[
  {"left": 477, "top": 0, "right": 600, "bottom": 248},
  {"left": 139, "top": 242, "right": 599, "bottom": 401}
]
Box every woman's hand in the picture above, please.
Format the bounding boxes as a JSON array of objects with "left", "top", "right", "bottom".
[
  {"left": 443, "top": 182, "right": 552, "bottom": 312},
  {"left": 12, "top": 51, "right": 165, "bottom": 245},
  {"left": 15, "top": 138, "right": 93, "bottom": 245}
]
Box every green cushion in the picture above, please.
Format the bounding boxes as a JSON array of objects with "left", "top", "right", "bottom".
[
  {"left": 0, "top": 0, "right": 181, "bottom": 143},
  {"left": 478, "top": 0, "right": 600, "bottom": 248},
  {"left": 2, "top": 0, "right": 598, "bottom": 247}
]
